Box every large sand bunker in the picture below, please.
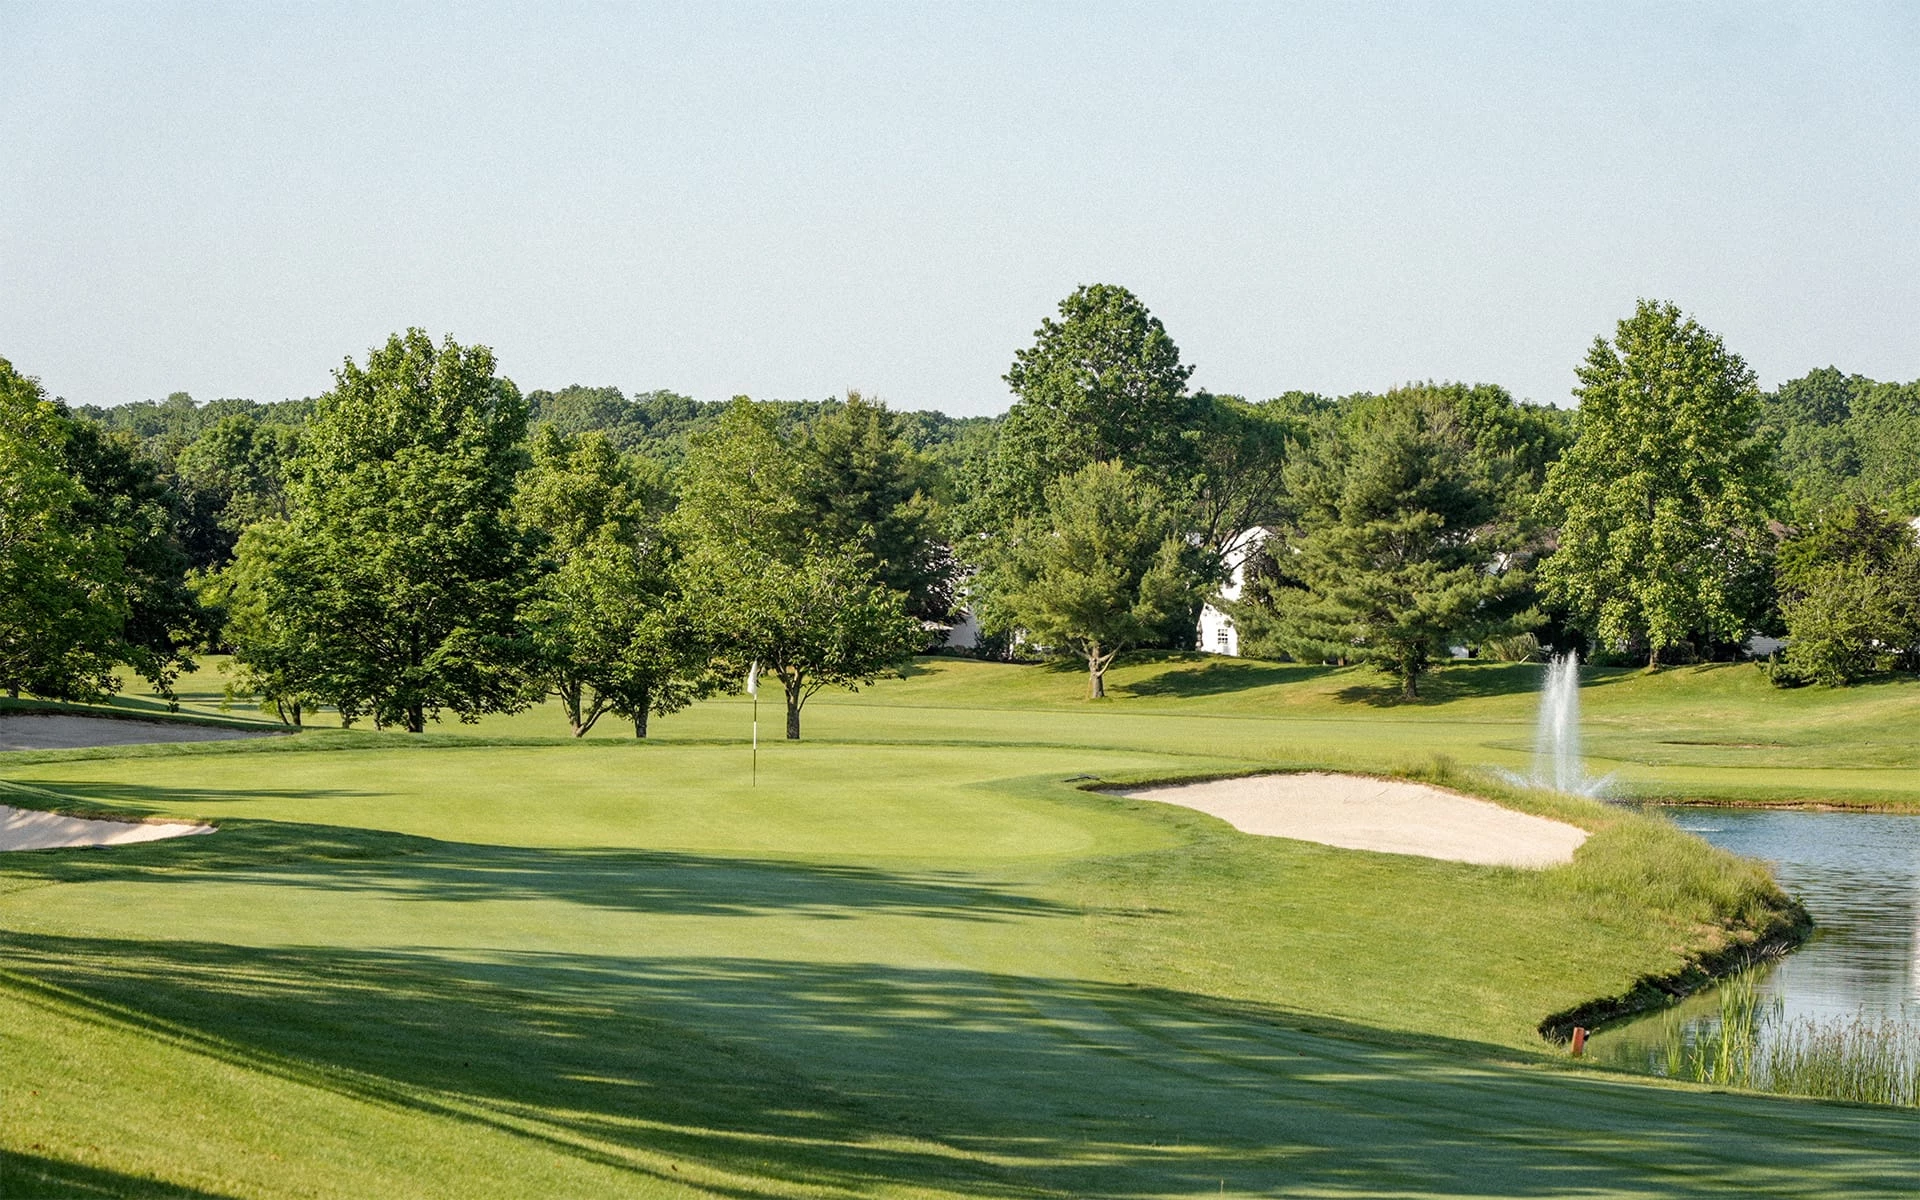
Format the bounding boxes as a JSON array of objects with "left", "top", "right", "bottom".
[
  {"left": 0, "top": 713, "right": 280, "bottom": 752},
  {"left": 1118, "top": 772, "right": 1588, "bottom": 869},
  {"left": 0, "top": 804, "right": 213, "bottom": 852}
]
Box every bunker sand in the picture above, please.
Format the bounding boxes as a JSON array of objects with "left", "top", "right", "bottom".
[
  {"left": 1120, "top": 772, "right": 1587, "bottom": 868},
  {"left": 0, "top": 804, "right": 213, "bottom": 852}
]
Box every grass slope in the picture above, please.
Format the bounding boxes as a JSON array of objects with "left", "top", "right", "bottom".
[{"left": 1, "top": 655, "right": 1915, "bottom": 1196}]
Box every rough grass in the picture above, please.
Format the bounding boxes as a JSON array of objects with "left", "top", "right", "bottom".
[{"left": 0, "top": 654, "right": 1913, "bottom": 1196}]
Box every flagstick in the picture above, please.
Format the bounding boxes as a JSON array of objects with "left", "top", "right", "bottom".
[{"left": 746, "top": 661, "right": 760, "bottom": 787}]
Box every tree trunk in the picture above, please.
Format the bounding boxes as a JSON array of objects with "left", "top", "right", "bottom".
[
  {"left": 1647, "top": 645, "right": 1660, "bottom": 670},
  {"left": 291, "top": 700, "right": 303, "bottom": 727},
  {"left": 405, "top": 627, "right": 427, "bottom": 732},
  {"left": 785, "top": 689, "right": 802, "bottom": 740},
  {"left": 1087, "top": 643, "right": 1106, "bottom": 699},
  {"left": 633, "top": 685, "right": 651, "bottom": 739}
]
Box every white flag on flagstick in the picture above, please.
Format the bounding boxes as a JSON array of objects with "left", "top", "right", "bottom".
[{"left": 746, "top": 662, "right": 758, "bottom": 696}]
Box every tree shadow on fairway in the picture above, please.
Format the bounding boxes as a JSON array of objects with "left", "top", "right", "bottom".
[
  {"left": 0, "top": 819, "right": 1083, "bottom": 923},
  {"left": 226, "top": 842, "right": 1085, "bottom": 922},
  {"left": 1118, "top": 660, "right": 1334, "bottom": 700},
  {"left": 1331, "top": 663, "right": 1635, "bottom": 708},
  {"left": 0, "top": 776, "right": 372, "bottom": 816},
  {"left": 0, "top": 1150, "right": 240, "bottom": 1198},
  {"left": 6, "top": 935, "right": 1916, "bottom": 1199},
  {"left": 0, "top": 818, "right": 432, "bottom": 887}
]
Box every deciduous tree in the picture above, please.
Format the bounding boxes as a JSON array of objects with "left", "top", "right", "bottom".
[
  {"left": 225, "top": 330, "right": 537, "bottom": 731},
  {"left": 0, "top": 358, "right": 126, "bottom": 701},
  {"left": 515, "top": 427, "right": 710, "bottom": 737},
  {"left": 675, "top": 398, "right": 923, "bottom": 739},
  {"left": 1772, "top": 505, "right": 1920, "bottom": 685},
  {"left": 982, "top": 461, "right": 1197, "bottom": 699},
  {"left": 174, "top": 413, "right": 300, "bottom": 570},
  {"left": 686, "top": 540, "right": 923, "bottom": 739},
  {"left": 1181, "top": 394, "right": 1295, "bottom": 566},
  {"left": 1538, "top": 301, "right": 1776, "bottom": 667},
  {"left": 194, "top": 520, "right": 324, "bottom": 724},
  {"left": 58, "top": 420, "right": 207, "bottom": 700},
  {"left": 982, "top": 284, "right": 1200, "bottom": 523}
]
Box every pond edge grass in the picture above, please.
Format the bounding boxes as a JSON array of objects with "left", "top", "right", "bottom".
[
  {"left": 1535, "top": 912, "right": 1810, "bottom": 1043},
  {"left": 1071, "top": 760, "right": 1814, "bottom": 1049}
]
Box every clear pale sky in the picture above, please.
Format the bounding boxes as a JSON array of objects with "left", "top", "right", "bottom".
[{"left": 4, "top": 2, "right": 1916, "bottom": 415}]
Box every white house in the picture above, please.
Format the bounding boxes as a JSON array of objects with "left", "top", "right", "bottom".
[{"left": 1197, "top": 528, "right": 1270, "bottom": 656}]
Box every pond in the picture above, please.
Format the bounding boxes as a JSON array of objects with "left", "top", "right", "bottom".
[{"left": 1590, "top": 806, "right": 1920, "bottom": 1073}]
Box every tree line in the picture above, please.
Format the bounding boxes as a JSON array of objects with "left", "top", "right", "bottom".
[{"left": 5, "top": 287, "right": 1918, "bottom": 731}]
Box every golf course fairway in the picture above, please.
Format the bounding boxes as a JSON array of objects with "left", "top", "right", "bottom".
[{"left": 2, "top": 656, "right": 1915, "bottom": 1197}]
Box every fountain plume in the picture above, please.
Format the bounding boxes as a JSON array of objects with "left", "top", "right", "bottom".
[
  {"left": 1527, "top": 651, "right": 1611, "bottom": 796},
  {"left": 1534, "top": 652, "right": 1583, "bottom": 792}
]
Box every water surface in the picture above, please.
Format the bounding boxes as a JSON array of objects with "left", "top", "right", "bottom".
[{"left": 1591, "top": 806, "right": 1919, "bottom": 1068}]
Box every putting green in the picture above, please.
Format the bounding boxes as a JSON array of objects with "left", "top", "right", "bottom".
[{"left": 2, "top": 658, "right": 1916, "bottom": 1196}]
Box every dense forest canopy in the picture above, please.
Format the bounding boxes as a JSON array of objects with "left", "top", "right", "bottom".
[
  {"left": 67, "top": 365, "right": 1920, "bottom": 548},
  {"left": 8, "top": 289, "right": 1920, "bottom": 719}
]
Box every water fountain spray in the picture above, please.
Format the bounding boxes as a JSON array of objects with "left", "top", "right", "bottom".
[
  {"left": 1530, "top": 651, "right": 1609, "bottom": 796},
  {"left": 1533, "top": 652, "right": 1583, "bottom": 792}
]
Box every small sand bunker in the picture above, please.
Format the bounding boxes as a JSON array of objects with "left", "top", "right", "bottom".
[
  {"left": 0, "top": 713, "right": 281, "bottom": 752},
  {"left": 1119, "top": 772, "right": 1587, "bottom": 869},
  {"left": 0, "top": 804, "right": 213, "bottom": 852}
]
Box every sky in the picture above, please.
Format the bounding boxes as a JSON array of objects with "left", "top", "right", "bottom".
[{"left": 3, "top": 2, "right": 1916, "bottom": 416}]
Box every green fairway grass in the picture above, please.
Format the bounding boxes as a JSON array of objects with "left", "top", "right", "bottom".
[
  {"left": 89, "top": 652, "right": 1920, "bottom": 810},
  {"left": 3, "top": 654, "right": 1917, "bottom": 1196}
]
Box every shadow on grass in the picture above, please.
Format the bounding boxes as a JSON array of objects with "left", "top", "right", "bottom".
[
  {"left": 6, "top": 933, "right": 1917, "bottom": 1198},
  {"left": 0, "top": 1150, "right": 239, "bottom": 1198},
  {"left": 0, "top": 777, "right": 380, "bottom": 812},
  {"left": 1330, "top": 662, "right": 1640, "bottom": 708},
  {"left": 1118, "top": 660, "right": 1334, "bottom": 699},
  {"left": 0, "top": 819, "right": 1081, "bottom": 923}
]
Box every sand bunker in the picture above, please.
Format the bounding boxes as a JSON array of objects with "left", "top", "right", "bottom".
[
  {"left": 0, "top": 804, "right": 213, "bottom": 852},
  {"left": 1118, "top": 772, "right": 1588, "bottom": 869},
  {"left": 0, "top": 713, "right": 280, "bottom": 752}
]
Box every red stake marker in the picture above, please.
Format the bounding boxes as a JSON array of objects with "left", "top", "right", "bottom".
[{"left": 1571, "top": 1026, "right": 1588, "bottom": 1057}]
